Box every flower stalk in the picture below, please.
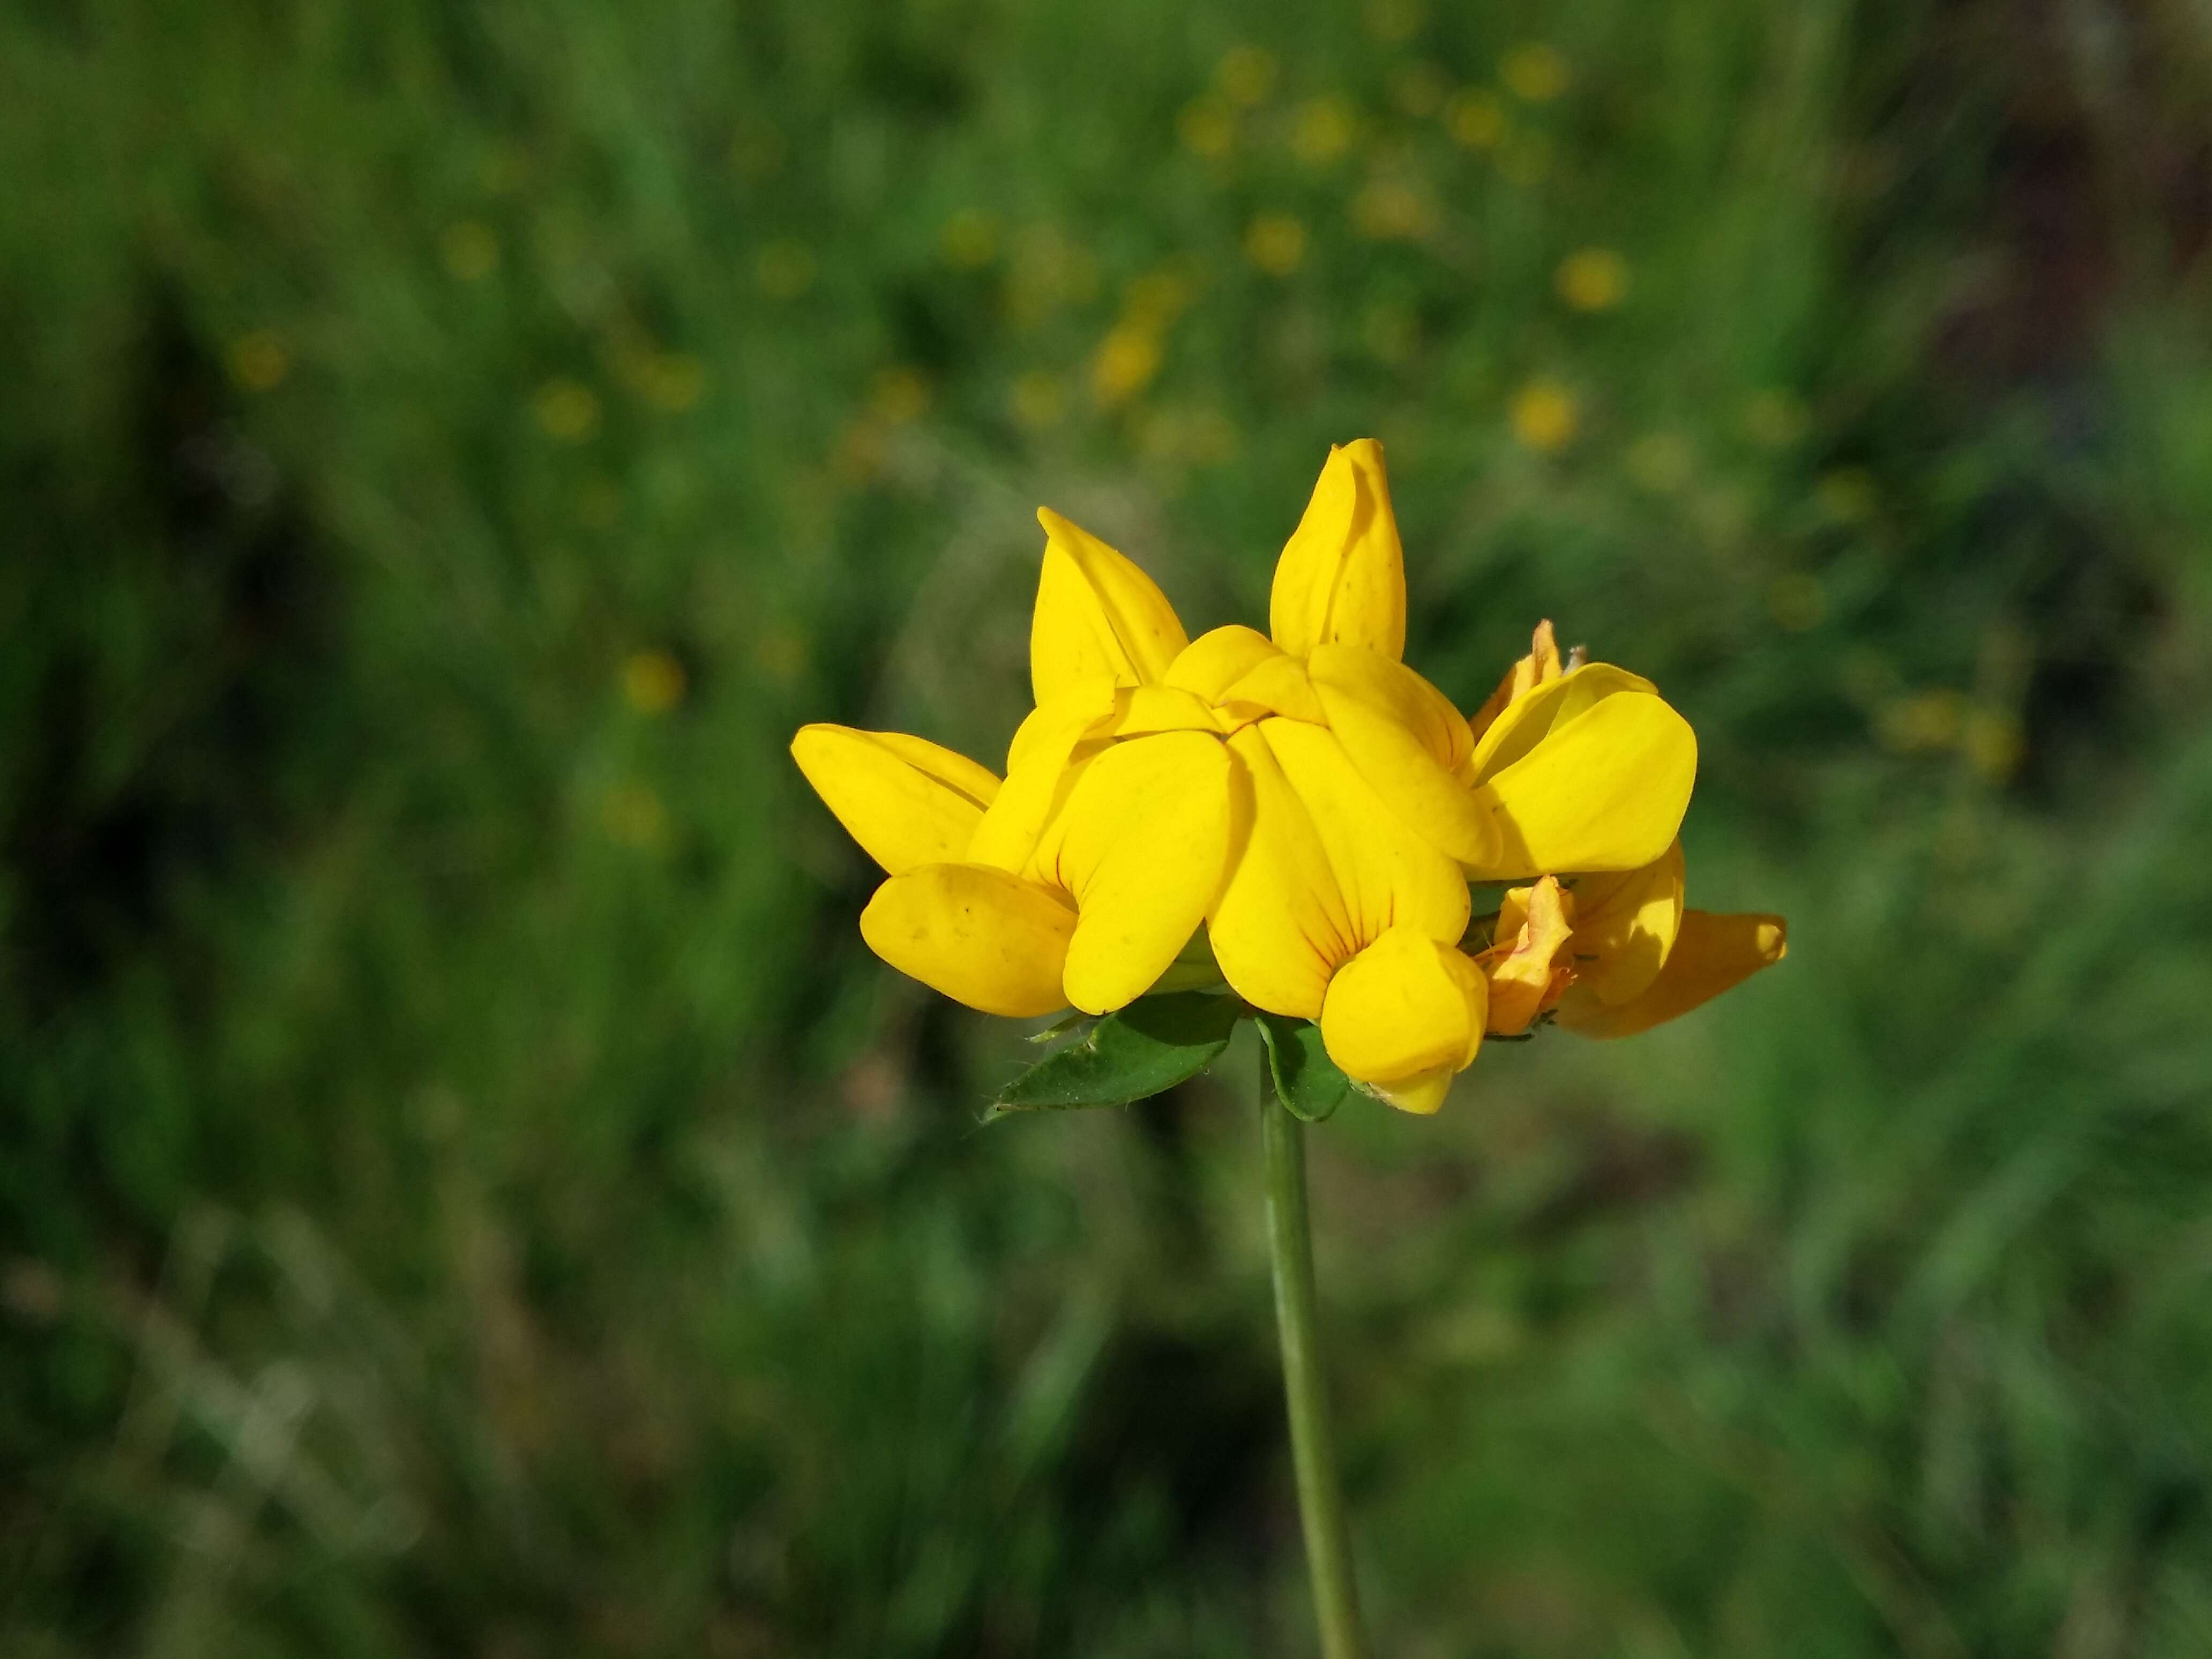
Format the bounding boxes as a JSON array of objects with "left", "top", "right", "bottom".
[{"left": 1262, "top": 1055, "right": 1371, "bottom": 1659}]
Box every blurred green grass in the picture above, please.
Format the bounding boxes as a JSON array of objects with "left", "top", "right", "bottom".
[{"left": 5, "top": 0, "right": 2212, "bottom": 1654}]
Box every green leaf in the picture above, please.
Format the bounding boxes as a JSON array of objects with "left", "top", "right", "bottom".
[
  {"left": 988, "top": 992, "right": 1246, "bottom": 1118},
  {"left": 1255, "top": 1013, "right": 1351, "bottom": 1123}
]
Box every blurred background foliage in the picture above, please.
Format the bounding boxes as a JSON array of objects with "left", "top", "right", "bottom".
[{"left": 5, "top": 0, "right": 2212, "bottom": 1653}]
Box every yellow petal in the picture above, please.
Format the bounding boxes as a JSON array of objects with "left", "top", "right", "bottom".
[
  {"left": 790, "top": 724, "right": 999, "bottom": 875},
  {"left": 1305, "top": 647, "right": 1498, "bottom": 867},
  {"left": 1219, "top": 652, "right": 1330, "bottom": 726},
  {"left": 1319, "top": 925, "right": 1486, "bottom": 1100},
  {"left": 1361, "top": 1065, "right": 1457, "bottom": 1117},
  {"left": 1097, "top": 684, "right": 1225, "bottom": 738},
  {"left": 1466, "top": 662, "right": 1660, "bottom": 783},
  {"left": 1482, "top": 874, "right": 1576, "bottom": 1036},
  {"left": 1030, "top": 507, "right": 1190, "bottom": 704},
  {"left": 1474, "top": 692, "right": 1697, "bottom": 879},
  {"left": 1556, "top": 910, "right": 1786, "bottom": 1038},
  {"left": 1164, "top": 624, "right": 1281, "bottom": 701},
  {"left": 1269, "top": 440, "right": 1408, "bottom": 661},
  {"left": 1030, "top": 731, "right": 1237, "bottom": 1014},
  {"left": 1207, "top": 727, "right": 1352, "bottom": 1019},
  {"left": 1556, "top": 841, "right": 1685, "bottom": 1006},
  {"left": 860, "top": 864, "right": 1076, "bottom": 1017},
  {"left": 1261, "top": 718, "right": 1470, "bottom": 952},
  {"left": 1307, "top": 644, "right": 1473, "bottom": 771},
  {"left": 968, "top": 682, "right": 1118, "bottom": 871}
]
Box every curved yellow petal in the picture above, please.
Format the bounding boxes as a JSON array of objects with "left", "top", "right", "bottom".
[
  {"left": 1261, "top": 719, "right": 1470, "bottom": 951},
  {"left": 968, "top": 682, "right": 1118, "bottom": 871},
  {"left": 1270, "top": 440, "right": 1407, "bottom": 661},
  {"left": 1220, "top": 652, "right": 1329, "bottom": 726},
  {"left": 1098, "top": 684, "right": 1225, "bottom": 738},
  {"left": 1207, "top": 727, "right": 1352, "bottom": 1019},
  {"left": 1557, "top": 841, "right": 1685, "bottom": 1007},
  {"left": 1466, "top": 662, "right": 1660, "bottom": 783},
  {"left": 1031, "top": 507, "right": 1190, "bottom": 704},
  {"left": 1556, "top": 909, "right": 1785, "bottom": 1038},
  {"left": 1307, "top": 644, "right": 1473, "bottom": 771},
  {"left": 1474, "top": 693, "right": 1697, "bottom": 879},
  {"left": 1030, "top": 731, "right": 1237, "bottom": 1014},
  {"left": 1305, "top": 648, "right": 1497, "bottom": 868},
  {"left": 1165, "top": 624, "right": 1281, "bottom": 701},
  {"left": 1362, "top": 1065, "right": 1458, "bottom": 1117},
  {"left": 1319, "top": 925, "right": 1486, "bottom": 1105},
  {"left": 791, "top": 724, "right": 999, "bottom": 875},
  {"left": 860, "top": 864, "right": 1076, "bottom": 1017}
]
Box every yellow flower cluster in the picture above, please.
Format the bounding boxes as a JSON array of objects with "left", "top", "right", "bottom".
[{"left": 793, "top": 443, "right": 1784, "bottom": 1114}]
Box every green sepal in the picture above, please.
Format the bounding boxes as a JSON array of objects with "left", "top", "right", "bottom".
[
  {"left": 987, "top": 992, "right": 1246, "bottom": 1119},
  {"left": 1254, "top": 1013, "right": 1351, "bottom": 1123}
]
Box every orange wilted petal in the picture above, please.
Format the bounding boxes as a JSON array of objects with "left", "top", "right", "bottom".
[{"left": 1481, "top": 874, "right": 1577, "bottom": 1035}]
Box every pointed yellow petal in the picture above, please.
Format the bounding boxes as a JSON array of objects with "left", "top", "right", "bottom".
[
  {"left": 1261, "top": 718, "right": 1470, "bottom": 951},
  {"left": 1165, "top": 624, "right": 1281, "bottom": 701},
  {"left": 1559, "top": 841, "right": 1685, "bottom": 1006},
  {"left": 968, "top": 682, "right": 1118, "bottom": 871},
  {"left": 1269, "top": 440, "right": 1407, "bottom": 661},
  {"left": 1474, "top": 692, "right": 1697, "bottom": 879},
  {"left": 1482, "top": 875, "right": 1576, "bottom": 1036},
  {"left": 791, "top": 724, "right": 999, "bottom": 875},
  {"left": 1030, "top": 507, "right": 1190, "bottom": 704},
  {"left": 1207, "top": 727, "right": 1352, "bottom": 1019},
  {"left": 1319, "top": 925, "right": 1486, "bottom": 1098},
  {"left": 1556, "top": 909, "right": 1786, "bottom": 1038},
  {"left": 859, "top": 864, "right": 1076, "bottom": 1017},
  {"left": 1030, "top": 731, "right": 1237, "bottom": 1014},
  {"left": 1466, "top": 618, "right": 1565, "bottom": 744},
  {"left": 1305, "top": 646, "right": 1498, "bottom": 867},
  {"left": 1466, "top": 662, "right": 1660, "bottom": 783}
]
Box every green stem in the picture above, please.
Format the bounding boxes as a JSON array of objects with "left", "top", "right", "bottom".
[{"left": 1261, "top": 1056, "right": 1371, "bottom": 1659}]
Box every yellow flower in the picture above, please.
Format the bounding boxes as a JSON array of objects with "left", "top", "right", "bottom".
[
  {"left": 1245, "top": 213, "right": 1309, "bottom": 276},
  {"left": 1511, "top": 380, "right": 1578, "bottom": 452},
  {"left": 1500, "top": 42, "right": 1569, "bottom": 102},
  {"left": 790, "top": 445, "right": 1738, "bottom": 1116},
  {"left": 1556, "top": 246, "right": 1629, "bottom": 311}
]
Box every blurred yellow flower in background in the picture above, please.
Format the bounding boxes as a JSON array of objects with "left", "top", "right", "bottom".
[
  {"left": 1245, "top": 213, "right": 1309, "bottom": 276},
  {"left": 533, "top": 378, "right": 601, "bottom": 440},
  {"left": 623, "top": 651, "right": 687, "bottom": 715},
  {"left": 1501, "top": 42, "right": 1570, "bottom": 101},
  {"left": 1627, "top": 431, "right": 1694, "bottom": 492},
  {"left": 1178, "top": 97, "right": 1237, "bottom": 159},
  {"left": 1557, "top": 246, "right": 1630, "bottom": 311},
  {"left": 1446, "top": 89, "right": 1507, "bottom": 148},
  {"left": 755, "top": 240, "right": 818, "bottom": 299},
  {"left": 1511, "top": 380, "right": 1579, "bottom": 452},
  {"left": 1216, "top": 44, "right": 1278, "bottom": 107},
  {"left": 227, "top": 331, "right": 291, "bottom": 392},
  {"left": 1011, "top": 370, "right": 1066, "bottom": 431},
  {"left": 1291, "top": 96, "right": 1356, "bottom": 165},
  {"left": 939, "top": 208, "right": 999, "bottom": 268},
  {"left": 1745, "top": 388, "right": 1811, "bottom": 447},
  {"left": 1352, "top": 179, "right": 1438, "bottom": 241},
  {"left": 1092, "top": 325, "right": 1163, "bottom": 405},
  {"left": 440, "top": 220, "right": 500, "bottom": 281},
  {"left": 870, "top": 366, "right": 931, "bottom": 424}
]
